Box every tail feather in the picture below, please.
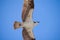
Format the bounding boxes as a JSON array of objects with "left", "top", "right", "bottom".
[{"left": 14, "top": 21, "right": 21, "bottom": 29}]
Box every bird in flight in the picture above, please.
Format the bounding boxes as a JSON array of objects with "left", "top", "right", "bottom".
[{"left": 14, "top": 0, "right": 39, "bottom": 40}]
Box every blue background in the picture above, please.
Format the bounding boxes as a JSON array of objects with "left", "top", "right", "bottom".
[{"left": 0, "top": 0, "right": 60, "bottom": 40}]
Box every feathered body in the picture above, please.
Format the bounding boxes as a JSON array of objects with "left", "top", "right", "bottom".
[
  {"left": 14, "top": 0, "right": 39, "bottom": 40},
  {"left": 22, "top": 0, "right": 35, "bottom": 40}
]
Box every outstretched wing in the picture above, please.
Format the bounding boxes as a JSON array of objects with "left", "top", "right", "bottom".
[
  {"left": 22, "top": 0, "right": 35, "bottom": 40},
  {"left": 22, "top": 28, "right": 35, "bottom": 40},
  {"left": 22, "top": 0, "right": 34, "bottom": 22},
  {"left": 25, "top": 9, "right": 34, "bottom": 22}
]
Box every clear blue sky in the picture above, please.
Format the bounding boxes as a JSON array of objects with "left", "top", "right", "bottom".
[{"left": 0, "top": 0, "right": 60, "bottom": 40}]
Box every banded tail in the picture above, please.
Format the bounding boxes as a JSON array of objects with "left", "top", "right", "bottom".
[{"left": 14, "top": 21, "right": 22, "bottom": 29}]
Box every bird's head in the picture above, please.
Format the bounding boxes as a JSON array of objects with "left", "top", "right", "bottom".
[{"left": 33, "top": 21, "right": 40, "bottom": 26}]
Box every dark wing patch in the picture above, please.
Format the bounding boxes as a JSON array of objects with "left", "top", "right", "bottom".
[
  {"left": 22, "top": 0, "right": 34, "bottom": 22},
  {"left": 22, "top": 27, "right": 35, "bottom": 40},
  {"left": 22, "top": 6, "right": 30, "bottom": 22}
]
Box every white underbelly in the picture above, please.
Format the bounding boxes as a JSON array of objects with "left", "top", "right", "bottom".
[
  {"left": 24, "top": 17, "right": 33, "bottom": 28},
  {"left": 23, "top": 22, "right": 34, "bottom": 28}
]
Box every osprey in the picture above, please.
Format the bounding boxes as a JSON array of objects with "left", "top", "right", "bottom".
[{"left": 14, "top": 0, "right": 39, "bottom": 40}]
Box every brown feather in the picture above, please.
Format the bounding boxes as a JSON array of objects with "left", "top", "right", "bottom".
[
  {"left": 22, "top": 0, "right": 35, "bottom": 40},
  {"left": 22, "top": 27, "right": 35, "bottom": 40},
  {"left": 14, "top": 21, "right": 21, "bottom": 29},
  {"left": 22, "top": 0, "right": 34, "bottom": 22}
]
